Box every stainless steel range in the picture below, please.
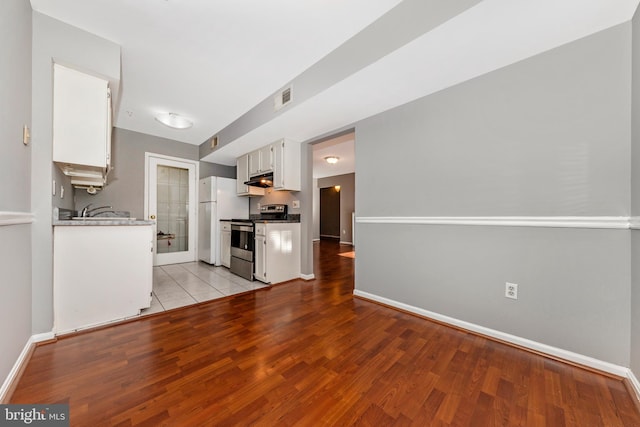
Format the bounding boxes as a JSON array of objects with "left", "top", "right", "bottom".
[
  {"left": 229, "top": 204, "right": 289, "bottom": 281},
  {"left": 230, "top": 219, "right": 254, "bottom": 281}
]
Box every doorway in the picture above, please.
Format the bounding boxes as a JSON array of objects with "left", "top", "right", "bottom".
[
  {"left": 320, "top": 186, "right": 341, "bottom": 240},
  {"left": 145, "top": 153, "right": 198, "bottom": 266}
]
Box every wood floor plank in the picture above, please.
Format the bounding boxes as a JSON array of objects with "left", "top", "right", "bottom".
[{"left": 9, "top": 240, "right": 640, "bottom": 426}]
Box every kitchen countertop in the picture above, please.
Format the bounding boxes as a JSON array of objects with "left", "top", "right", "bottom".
[
  {"left": 53, "top": 207, "right": 153, "bottom": 226},
  {"left": 252, "top": 219, "right": 300, "bottom": 223},
  {"left": 54, "top": 219, "right": 154, "bottom": 226}
]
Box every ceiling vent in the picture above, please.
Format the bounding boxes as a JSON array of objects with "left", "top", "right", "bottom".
[{"left": 274, "top": 86, "right": 292, "bottom": 111}]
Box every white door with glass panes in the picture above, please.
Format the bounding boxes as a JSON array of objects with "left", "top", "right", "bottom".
[{"left": 145, "top": 154, "right": 198, "bottom": 265}]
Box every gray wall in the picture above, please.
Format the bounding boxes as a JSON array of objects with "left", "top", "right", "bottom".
[
  {"left": 355, "top": 24, "right": 633, "bottom": 365},
  {"left": 200, "top": 161, "right": 235, "bottom": 181},
  {"left": 0, "top": 0, "right": 33, "bottom": 397},
  {"left": 631, "top": 8, "right": 640, "bottom": 376},
  {"left": 75, "top": 128, "right": 231, "bottom": 219},
  {"left": 248, "top": 190, "right": 302, "bottom": 216},
  {"left": 32, "top": 12, "right": 121, "bottom": 334},
  {"left": 317, "top": 173, "right": 355, "bottom": 244},
  {"left": 312, "top": 178, "right": 320, "bottom": 240}
]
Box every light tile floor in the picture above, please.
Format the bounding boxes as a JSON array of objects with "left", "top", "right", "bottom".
[{"left": 140, "top": 262, "right": 269, "bottom": 315}]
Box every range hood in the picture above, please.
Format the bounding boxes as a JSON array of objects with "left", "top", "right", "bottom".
[{"left": 244, "top": 172, "right": 273, "bottom": 188}]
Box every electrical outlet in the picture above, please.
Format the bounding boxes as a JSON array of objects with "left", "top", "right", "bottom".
[{"left": 505, "top": 282, "right": 518, "bottom": 300}]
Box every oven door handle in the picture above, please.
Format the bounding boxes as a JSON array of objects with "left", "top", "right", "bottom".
[{"left": 231, "top": 224, "right": 254, "bottom": 233}]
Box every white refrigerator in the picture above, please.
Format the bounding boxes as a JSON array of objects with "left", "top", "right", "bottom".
[{"left": 198, "top": 176, "right": 248, "bottom": 265}]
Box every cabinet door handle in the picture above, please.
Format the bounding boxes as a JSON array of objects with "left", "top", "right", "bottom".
[{"left": 150, "top": 215, "right": 156, "bottom": 220}]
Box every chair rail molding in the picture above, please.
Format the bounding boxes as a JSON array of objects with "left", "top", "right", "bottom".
[
  {"left": 629, "top": 216, "right": 640, "bottom": 230},
  {"left": 356, "top": 216, "right": 631, "bottom": 229},
  {"left": 0, "top": 212, "right": 34, "bottom": 226}
]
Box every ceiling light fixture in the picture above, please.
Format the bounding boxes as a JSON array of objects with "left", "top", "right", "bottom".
[
  {"left": 155, "top": 112, "right": 193, "bottom": 129},
  {"left": 324, "top": 156, "right": 339, "bottom": 164}
]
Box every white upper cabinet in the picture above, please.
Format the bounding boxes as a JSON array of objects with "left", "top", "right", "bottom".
[
  {"left": 248, "top": 150, "right": 261, "bottom": 176},
  {"left": 258, "top": 144, "right": 274, "bottom": 174},
  {"left": 272, "top": 139, "right": 301, "bottom": 191},
  {"left": 53, "top": 63, "right": 112, "bottom": 187},
  {"left": 237, "top": 138, "right": 301, "bottom": 193},
  {"left": 236, "top": 153, "right": 265, "bottom": 196},
  {"left": 248, "top": 144, "right": 275, "bottom": 177}
]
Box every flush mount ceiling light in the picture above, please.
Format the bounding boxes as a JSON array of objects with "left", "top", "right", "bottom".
[
  {"left": 324, "top": 156, "right": 339, "bottom": 164},
  {"left": 155, "top": 112, "right": 193, "bottom": 129}
]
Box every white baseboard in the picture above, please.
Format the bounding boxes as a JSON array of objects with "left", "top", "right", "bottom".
[
  {"left": 627, "top": 369, "right": 640, "bottom": 403},
  {"left": 300, "top": 273, "right": 315, "bottom": 280},
  {"left": 32, "top": 331, "right": 55, "bottom": 343},
  {"left": 339, "top": 241, "right": 353, "bottom": 245},
  {"left": 0, "top": 331, "right": 55, "bottom": 403},
  {"left": 353, "top": 289, "right": 629, "bottom": 377},
  {"left": 0, "top": 337, "right": 34, "bottom": 403}
]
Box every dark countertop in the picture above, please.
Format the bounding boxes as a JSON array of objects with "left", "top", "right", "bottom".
[{"left": 252, "top": 219, "right": 300, "bottom": 223}]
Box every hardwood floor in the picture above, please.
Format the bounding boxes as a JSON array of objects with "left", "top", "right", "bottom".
[{"left": 11, "top": 241, "right": 640, "bottom": 426}]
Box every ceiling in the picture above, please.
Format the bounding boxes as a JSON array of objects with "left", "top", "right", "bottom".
[
  {"left": 312, "top": 133, "right": 355, "bottom": 179},
  {"left": 31, "top": 0, "right": 640, "bottom": 169},
  {"left": 30, "top": 0, "right": 402, "bottom": 146}
]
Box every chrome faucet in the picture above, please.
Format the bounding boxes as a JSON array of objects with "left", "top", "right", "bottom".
[
  {"left": 81, "top": 204, "right": 112, "bottom": 217},
  {"left": 80, "top": 204, "right": 92, "bottom": 217}
]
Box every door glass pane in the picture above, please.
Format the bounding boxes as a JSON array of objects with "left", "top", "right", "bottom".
[{"left": 156, "top": 165, "right": 189, "bottom": 254}]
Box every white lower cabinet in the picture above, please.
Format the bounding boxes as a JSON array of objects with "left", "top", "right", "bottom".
[
  {"left": 221, "top": 221, "right": 232, "bottom": 268},
  {"left": 53, "top": 224, "right": 153, "bottom": 334},
  {"left": 255, "top": 232, "right": 267, "bottom": 282},
  {"left": 253, "top": 222, "right": 300, "bottom": 284}
]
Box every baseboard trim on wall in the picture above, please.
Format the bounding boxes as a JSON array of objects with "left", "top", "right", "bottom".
[
  {"left": 356, "top": 216, "right": 630, "bottom": 229},
  {"left": 0, "top": 331, "right": 56, "bottom": 403},
  {"left": 0, "top": 212, "right": 34, "bottom": 227},
  {"left": 625, "top": 369, "right": 640, "bottom": 413},
  {"left": 630, "top": 216, "right": 640, "bottom": 229},
  {"left": 32, "top": 331, "right": 56, "bottom": 344},
  {"left": 339, "top": 241, "right": 353, "bottom": 245},
  {"left": 300, "top": 273, "right": 315, "bottom": 280},
  {"left": 353, "top": 289, "right": 630, "bottom": 378},
  {"left": 0, "top": 337, "right": 35, "bottom": 403}
]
